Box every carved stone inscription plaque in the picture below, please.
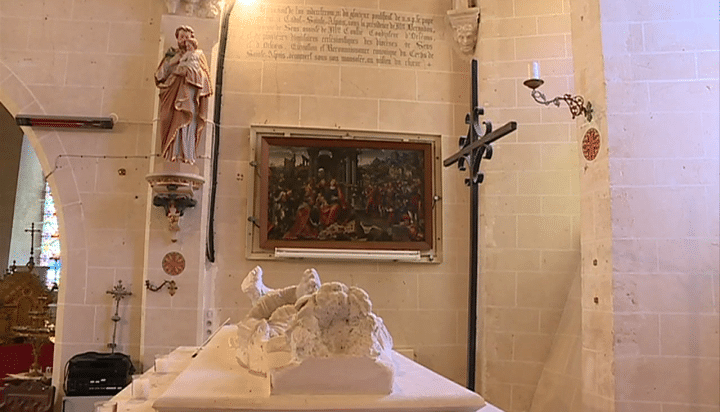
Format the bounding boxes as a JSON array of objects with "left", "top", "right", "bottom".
[{"left": 236, "top": 5, "right": 442, "bottom": 68}]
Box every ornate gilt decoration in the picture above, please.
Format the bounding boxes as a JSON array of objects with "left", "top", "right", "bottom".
[
  {"left": 0, "top": 380, "right": 55, "bottom": 412},
  {"left": 0, "top": 264, "right": 55, "bottom": 346},
  {"left": 12, "top": 293, "right": 54, "bottom": 378}
]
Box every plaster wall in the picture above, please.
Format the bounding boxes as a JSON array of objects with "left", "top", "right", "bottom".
[
  {"left": 476, "top": 0, "right": 581, "bottom": 410},
  {"left": 599, "top": 0, "right": 720, "bottom": 410}
]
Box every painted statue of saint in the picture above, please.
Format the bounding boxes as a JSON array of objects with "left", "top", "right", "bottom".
[{"left": 155, "top": 25, "right": 213, "bottom": 164}]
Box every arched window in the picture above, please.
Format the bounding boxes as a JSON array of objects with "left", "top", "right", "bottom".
[{"left": 39, "top": 182, "right": 60, "bottom": 288}]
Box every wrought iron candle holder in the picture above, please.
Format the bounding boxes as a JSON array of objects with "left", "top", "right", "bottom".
[
  {"left": 523, "top": 61, "right": 593, "bottom": 122},
  {"left": 145, "top": 279, "right": 178, "bottom": 296}
]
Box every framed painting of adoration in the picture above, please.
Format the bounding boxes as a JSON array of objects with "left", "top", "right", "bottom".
[{"left": 247, "top": 126, "right": 443, "bottom": 261}]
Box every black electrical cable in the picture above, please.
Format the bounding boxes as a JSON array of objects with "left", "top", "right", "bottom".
[{"left": 207, "top": 1, "right": 235, "bottom": 262}]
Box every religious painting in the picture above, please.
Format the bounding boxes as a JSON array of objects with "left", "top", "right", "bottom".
[{"left": 251, "top": 127, "right": 440, "bottom": 255}]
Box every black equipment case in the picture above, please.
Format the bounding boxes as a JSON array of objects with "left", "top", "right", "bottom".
[{"left": 64, "top": 352, "right": 135, "bottom": 396}]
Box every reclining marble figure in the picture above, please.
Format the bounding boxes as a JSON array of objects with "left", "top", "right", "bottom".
[{"left": 235, "top": 266, "right": 395, "bottom": 394}]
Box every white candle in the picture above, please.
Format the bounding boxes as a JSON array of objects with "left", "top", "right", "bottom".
[
  {"left": 454, "top": 0, "right": 468, "bottom": 9},
  {"left": 94, "top": 402, "right": 115, "bottom": 412},
  {"left": 155, "top": 356, "right": 169, "bottom": 373},
  {"left": 529, "top": 61, "right": 541, "bottom": 79},
  {"left": 131, "top": 375, "right": 151, "bottom": 400}
]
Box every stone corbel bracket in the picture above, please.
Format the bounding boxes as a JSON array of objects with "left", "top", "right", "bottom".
[
  {"left": 146, "top": 172, "right": 205, "bottom": 242},
  {"left": 447, "top": 7, "right": 480, "bottom": 58},
  {"left": 164, "top": 0, "right": 221, "bottom": 18}
]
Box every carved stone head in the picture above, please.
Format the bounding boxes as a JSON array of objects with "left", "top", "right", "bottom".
[
  {"left": 447, "top": 7, "right": 480, "bottom": 58},
  {"left": 163, "top": 0, "right": 221, "bottom": 19},
  {"left": 455, "top": 23, "right": 478, "bottom": 54}
]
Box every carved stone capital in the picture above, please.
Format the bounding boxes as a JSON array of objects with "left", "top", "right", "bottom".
[
  {"left": 163, "top": 0, "right": 221, "bottom": 19},
  {"left": 447, "top": 7, "right": 480, "bottom": 58}
]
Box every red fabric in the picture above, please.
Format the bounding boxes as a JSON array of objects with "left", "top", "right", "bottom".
[
  {"left": 0, "top": 343, "right": 54, "bottom": 378},
  {"left": 283, "top": 205, "right": 318, "bottom": 240}
]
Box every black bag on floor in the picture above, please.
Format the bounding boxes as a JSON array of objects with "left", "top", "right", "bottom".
[{"left": 64, "top": 352, "right": 135, "bottom": 396}]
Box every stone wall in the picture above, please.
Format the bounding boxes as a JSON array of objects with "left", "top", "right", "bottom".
[
  {"left": 476, "top": 0, "right": 581, "bottom": 410},
  {"left": 568, "top": 0, "right": 616, "bottom": 408},
  {"left": 530, "top": 272, "right": 582, "bottom": 412},
  {"left": 600, "top": 0, "right": 720, "bottom": 409},
  {"left": 0, "top": 0, "right": 478, "bottom": 394},
  {"left": 214, "top": 0, "right": 473, "bottom": 385},
  {"left": 1, "top": 0, "right": 167, "bottom": 385},
  {"left": 1, "top": 0, "right": 717, "bottom": 409}
]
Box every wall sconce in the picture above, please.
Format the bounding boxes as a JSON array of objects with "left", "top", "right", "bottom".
[
  {"left": 145, "top": 279, "right": 178, "bottom": 296},
  {"left": 523, "top": 61, "right": 593, "bottom": 122}
]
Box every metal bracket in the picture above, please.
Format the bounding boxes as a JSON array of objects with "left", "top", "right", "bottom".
[
  {"left": 145, "top": 280, "right": 178, "bottom": 296},
  {"left": 523, "top": 78, "right": 593, "bottom": 122},
  {"left": 247, "top": 216, "right": 261, "bottom": 228}
]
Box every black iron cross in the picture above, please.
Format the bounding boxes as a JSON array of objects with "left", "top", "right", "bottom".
[
  {"left": 443, "top": 58, "right": 517, "bottom": 392},
  {"left": 24, "top": 222, "right": 42, "bottom": 268}
]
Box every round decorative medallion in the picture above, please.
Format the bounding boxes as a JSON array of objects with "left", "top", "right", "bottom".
[
  {"left": 582, "top": 127, "right": 601, "bottom": 161},
  {"left": 162, "top": 252, "right": 185, "bottom": 276}
]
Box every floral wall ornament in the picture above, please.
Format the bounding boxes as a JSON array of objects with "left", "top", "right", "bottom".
[
  {"left": 582, "top": 127, "right": 601, "bottom": 161},
  {"left": 162, "top": 252, "right": 186, "bottom": 276},
  {"left": 447, "top": 6, "right": 480, "bottom": 58}
]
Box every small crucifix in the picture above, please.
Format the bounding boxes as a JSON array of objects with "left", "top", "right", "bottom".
[
  {"left": 24, "top": 222, "right": 42, "bottom": 270},
  {"left": 106, "top": 280, "right": 133, "bottom": 353},
  {"left": 443, "top": 58, "right": 517, "bottom": 391}
]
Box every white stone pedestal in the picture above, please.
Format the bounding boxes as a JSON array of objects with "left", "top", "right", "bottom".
[
  {"left": 107, "top": 328, "right": 505, "bottom": 412},
  {"left": 153, "top": 325, "right": 487, "bottom": 412}
]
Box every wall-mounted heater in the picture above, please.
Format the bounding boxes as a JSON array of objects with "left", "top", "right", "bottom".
[
  {"left": 16, "top": 114, "right": 115, "bottom": 129},
  {"left": 274, "top": 248, "right": 422, "bottom": 262}
]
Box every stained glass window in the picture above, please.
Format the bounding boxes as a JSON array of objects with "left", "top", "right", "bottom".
[{"left": 39, "top": 182, "right": 61, "bottom": 288}]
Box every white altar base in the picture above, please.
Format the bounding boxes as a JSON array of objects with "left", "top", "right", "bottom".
[{"left": 107, "top": 326, "right": 504, "bottom": 412}]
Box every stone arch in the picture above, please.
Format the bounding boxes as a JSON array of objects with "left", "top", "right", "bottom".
[{"left": 0, "top": 60, "right": 87, "bottom": 388}]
